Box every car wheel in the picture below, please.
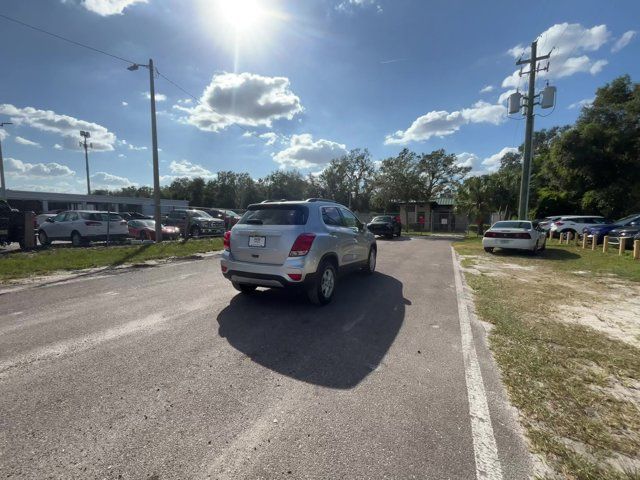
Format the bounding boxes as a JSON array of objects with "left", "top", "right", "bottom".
[
  {"left": 396, "top": 228, "right": 401, "bottom": 237},
  {"left": 363, "top": 246, "right": 376, "bottom": 275},
  {"left": 539, "top": 238, "right": 546, "bottom": 252},
  {"left": 38, "top": 230, "right": 50, "bottom": 246},
  {"left": 71, "top": 231, "right": 83, "bottom": 247},
  {"left": 484, "top": 247, "right": 494, "bottom": 253},
  {"left": 190, "top": 226, "right": 201, "bottom": 238},
  {"left": 232, "top": 282, "right": 257, "bottom": 294},
  {"left": 307, "top": 260, "right": 337, "bottom": 306}
]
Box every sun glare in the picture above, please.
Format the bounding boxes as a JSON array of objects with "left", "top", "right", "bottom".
[{"left": 218, "top": 0, "right": 265, "bottom": 32}]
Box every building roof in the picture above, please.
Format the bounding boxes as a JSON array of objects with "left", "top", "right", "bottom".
[{"left": 398, "top": 197, "right": 456, "bottom": 206}]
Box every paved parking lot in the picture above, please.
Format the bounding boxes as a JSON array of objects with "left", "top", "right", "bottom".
[{"left": 0, "top": 237, "right": 532, "bottom": 479}]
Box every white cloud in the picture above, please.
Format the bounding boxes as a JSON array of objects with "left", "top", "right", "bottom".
[
  {"left": 612, "top": 30, "right": 636, "bottom": 53},
  {"left": 568, "top": 98, "right": 594, "bottom": 110},
  {"left": 259, "top": 132, "right": 278, "bottom": 146},
  {"left": 144, "top": 92, "right": 167, "bottom": 102},
  {"left": 122, "top": 101, "right": 128, "bottom": 107},
  {"left": 80, "top": 0, "right": 147, "bottom": 16},
  {"left": 91, "top": 171, "right": 137, "bottom": 188},
  {"left": 118, "top": 153, "right": 126, "bottom": 158},
  {"left": 5, "top": 157, "right": 75, "bottom": 178},
  {"left": 502, "top": 23, "right": 611, "bottom": 88},
  {"left": 481, "top": 147, "right": 519, "bottom": 172},
  {"left": 14, "top": 136, "right": 41, "bottom": 148},
  {"left": 479, "top": 85, "right": 494, "bottom": 94},
  {"left": 177, "top": 98, "right": 193, "bottom": 105},
  {"left": 168, "top": 159, "right": 215, "bottom": 178},
  {"left": 336, "top": 0, "right": 382, "bottom": 14},
  {"left": 53, "top": 143, "right": 63, "bottom": 150},
  {"left": 456, "top": 152, "right": 479, "bottom": 169},
  {"left": 385, "top": 101, "right": 505, "bottom": 145},
  {"left": 174, "top": 72, "right": 303, "bottom": 132},
  {"left": 0, "top": 129, "right": 8, "bottom": 141},
  {"left": 273, "top": 134, "right": 347, "bottom": 169},
  {"left": 0, "top": 104, "right": 117, "bottom": 151},
  {"left": 119, "top": 139, "right": 147, "bottom": 151}
]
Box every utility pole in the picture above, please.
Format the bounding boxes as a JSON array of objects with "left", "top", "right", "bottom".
[
  {"left": 515, "top": 40, "right": 551, "bottom": 219},
  {"left": 0, "top": 122, "right": 11, "bottom": 200},
  {"left": 79, "top": 130, "right": 92, "bottom": 195},
  {"left": 128, "top": 59, "right": 162, "bottom": 242}
]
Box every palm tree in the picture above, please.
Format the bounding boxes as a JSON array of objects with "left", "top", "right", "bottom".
[{"left": 455, "top": 176, "right": 492, "bottom": 235}]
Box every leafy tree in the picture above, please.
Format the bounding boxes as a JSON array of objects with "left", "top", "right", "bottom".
[
  {"left": 373, "top": 148, "right": 421, "bottom": 225},
  {"left": 319, "top": 148, "right": 376, "bottom": 210},
  {"left": 416, "top": 148, "right": 470, "bottom": 200}
]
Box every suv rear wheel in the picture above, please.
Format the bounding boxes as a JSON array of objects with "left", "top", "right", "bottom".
[
  {"left": 307, "top": 260, "right": 336, "bottom": 305},
  {"left": 71, "top": 231, "right": 83, "bottom": 247},
  {"left": 363, "top": 247, "right": 376, "bottom": 275},
  {"left": 232, "top": 282, "right": 257, "bottom": 294}
]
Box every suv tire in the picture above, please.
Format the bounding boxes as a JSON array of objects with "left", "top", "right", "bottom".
[
  {"left": 190, "top": 225, "right": 201, "bottom": 238},
  {"left": 484, "top": 247, "right": 494, "bottom": 253},
  {"left": 71, "top": 231, "right": 83, "bottom": 247},
  {"left": 232, "top": 282, "right": 257, "bottom": 294},
  {"left": 307, "top": 260, "right": 337, "bottom": 306},
  {"left": 38, "top": 230, "right": 50, "bottom": 247},
  {"left": 363, "top": 247, "right": 376, "bottom": 275}
]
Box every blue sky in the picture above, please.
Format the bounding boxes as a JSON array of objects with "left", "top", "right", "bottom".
[{"left": 0, "top": 0, "right": 638, "bottom": 193}]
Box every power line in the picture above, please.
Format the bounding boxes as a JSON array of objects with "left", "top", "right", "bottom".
[{"left": 0, "top": 12, "right": 137, "bottom": 65}]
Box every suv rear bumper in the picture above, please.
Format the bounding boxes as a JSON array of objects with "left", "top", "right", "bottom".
[{"left": 220, "top": 252, "right": 317, "bottom": 288}]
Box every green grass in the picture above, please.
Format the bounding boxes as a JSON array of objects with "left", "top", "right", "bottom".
[
  {"left": 454, "top": 238, "right": 640, "bottom": 479},
  {"left": 0, "top": 238, "right": 223, "bottom": 282},
  {"left": 456, "top": 236, "right": 640, "bottom": 282}
]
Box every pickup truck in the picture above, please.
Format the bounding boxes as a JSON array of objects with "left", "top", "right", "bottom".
[
  {"left": 164, "top": 208, "right": 225, "bottom": 237},
  {"left": 0, "top": 199, "right": 31, "bottom": 249}
]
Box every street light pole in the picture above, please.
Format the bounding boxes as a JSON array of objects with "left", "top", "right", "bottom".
[
  {"left": 148, "top": 58, "right": 162, "bottom": 243},
  {"left": 0, "top": 122, "right": 12, "bottom": 200},
  {"left": 128, "top": 59, "right": 162, "bottom": 242},
  {"left": 79, "top": 130, "right": 92, "bottom": 195}
]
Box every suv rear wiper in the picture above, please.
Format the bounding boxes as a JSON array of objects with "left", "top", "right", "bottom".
[{"left": 246, "top": 219, "right": 264, "bottom": 225}]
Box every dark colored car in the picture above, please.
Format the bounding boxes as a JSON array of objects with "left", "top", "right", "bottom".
[
  {"left": 197, "top": 208, "right": 242, "bottom": 230},
  {"left": 128, "top": 219, "right": 181, "bottom": 241},
  {"left": 120, "top": 211, "right": 153, "bottom": 221},
  {"left": 608, "top": 224, "right": 640, "bottom": 249},
  {"left": 164, "top": 209, "right": 225, "bottom": 237},
  {"left": 583, "top": 213, "right": 640, "bottom": 244},
  {"left": 367, "top": 215, "right": 402, "bottom": 239},
  {"left": 0, "top": 199, "right": 32, "bottom": 249}
]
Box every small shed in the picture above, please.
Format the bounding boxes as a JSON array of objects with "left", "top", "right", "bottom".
[{"left": 398, "top": 197, "right": 468, "bottom": 232}]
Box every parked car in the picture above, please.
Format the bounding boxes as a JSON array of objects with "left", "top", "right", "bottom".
[
  {"left": 164, "top": 209, "right": 225, "bottom": 237},
  {"left": 482, "top": 220, "right": 547, "bottom": 254},
  {"left": 608, "top": 224, "right": 640, "bottom": 249},
  {"left": 38, "top": 210, "right": 129, "bottom": 246},
  {"left": 128, "top": 219, "right": 181, "bottom": 241},
  {"left": 120, "top": 211, "right": 153, "bottom": 221},
  {"left": 0, "top": 199, "right": 32, "bottom": 249},
  {"left": 220, "top": 199, "right": 377, "bottom": 305},
  {"left": 583, "top": 213, "right": 640, "bottom": 244},
  {"left": 536, "top": 216, "right": 563, "bottom": 232},
  {"left": 196, "top": 207, "right": 242, "bottom": 230},
  {"left": 549, "top": 216, "right": 606, "bottom": 238},
  {"left": 366, "top": 215, "right": 402, "bottom": 239}
]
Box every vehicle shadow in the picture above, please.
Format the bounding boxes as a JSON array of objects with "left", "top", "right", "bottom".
[{"left": 216, "top": 272, "right": 409, "bottom": 389}]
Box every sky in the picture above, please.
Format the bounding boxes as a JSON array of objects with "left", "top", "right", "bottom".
[{"left": 0, "top": 0, "right": 638, "bottom": 193}]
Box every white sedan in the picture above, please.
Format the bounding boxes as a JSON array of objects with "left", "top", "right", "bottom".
[{"left": 482, "top": 220, "right": 547, "bottom": 254}]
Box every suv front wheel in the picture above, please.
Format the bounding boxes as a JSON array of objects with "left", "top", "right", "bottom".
[{"left": 307, "top": 260, "right": 336, "bottom": 305}]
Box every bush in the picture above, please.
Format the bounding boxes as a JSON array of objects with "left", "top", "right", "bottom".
[{"left": 468, "top": 224, "right": 490, "bottom": 235}]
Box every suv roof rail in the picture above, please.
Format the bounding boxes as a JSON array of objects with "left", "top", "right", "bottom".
[
  {"left": 305, "top": 198, "right": 339, "bottom": 203},
  {"left": 260, "top": 199, "right": 288, "bottom": 203}
]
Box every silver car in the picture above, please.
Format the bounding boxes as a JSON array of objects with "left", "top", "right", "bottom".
[{"left": 220, "top": 199, "right": 377, "bottom": 305}]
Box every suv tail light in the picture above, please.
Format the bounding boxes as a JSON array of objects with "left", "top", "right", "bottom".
[
  {"left": 223, "top": 231, "right": 231, "bottom": 251},
  {"left": 289, "top": 233, "right": 316, "bottom": 257},
  {"left": 554, "top": 221, "right": 564, "bottom": 226}
]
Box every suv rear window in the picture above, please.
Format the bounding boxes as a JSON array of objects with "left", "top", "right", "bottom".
[{"left": 240, "top": 205, "right": 309, "bottom": 226}]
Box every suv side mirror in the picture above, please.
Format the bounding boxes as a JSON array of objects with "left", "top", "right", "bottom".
[{"left": 47, "top": 217, "right": 55, "bottom": 223}]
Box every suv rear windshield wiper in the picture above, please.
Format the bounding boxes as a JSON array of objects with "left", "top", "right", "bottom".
[{"left": 246, "top": 219, "right": 264, "bottom": 225}]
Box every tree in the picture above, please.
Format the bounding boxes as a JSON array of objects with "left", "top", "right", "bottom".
[
  {"left": 455, "top": 176, "right": 492, "bottom": 235},
  {"left": 261, "top": 170, "right": 308, "bottom": 200},
  {"left": 416, "top": 149, "right": 470, "bottom": 201},
  {"left": 318, "top": 149, "right": 376, "bottom": 210},
  {"left": 373, "top": 149, "right": 420, "bottom": 226}
]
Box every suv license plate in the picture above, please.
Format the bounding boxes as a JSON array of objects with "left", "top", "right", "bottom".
[{"left": 248, "top": 236, "right": 266, "bottom": 247}]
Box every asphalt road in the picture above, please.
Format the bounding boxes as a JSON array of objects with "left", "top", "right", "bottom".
[{"left": 0, "top": 237, "right": 532, "bottom": 479}]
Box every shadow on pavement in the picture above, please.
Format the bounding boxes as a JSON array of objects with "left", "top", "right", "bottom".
[
  {"left": 490, "top": 247, "right": 581, "bottom": 260},
  {"left": 217, "top": 272, "right": 409, "bottom": 389}
]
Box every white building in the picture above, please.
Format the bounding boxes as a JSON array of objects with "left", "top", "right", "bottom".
[{"left": 5, "top": 189, "right": 188, "bottom": 215}]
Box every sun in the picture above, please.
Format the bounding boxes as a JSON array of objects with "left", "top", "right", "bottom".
[{"left": 218, "top": 0, "right": 266, "bottom": 32}]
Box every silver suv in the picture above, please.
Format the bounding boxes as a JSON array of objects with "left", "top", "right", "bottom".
[{"left": 220, "top": 199, "right": 377, "bottom": 305}]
